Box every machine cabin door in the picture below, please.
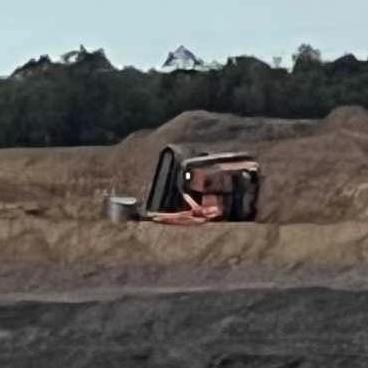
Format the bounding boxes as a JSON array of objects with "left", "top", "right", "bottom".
[{"left": 146, "top": 147, "right": 184, "bottom": 212}]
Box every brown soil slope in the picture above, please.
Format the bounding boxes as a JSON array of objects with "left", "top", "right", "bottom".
[
  {"left": 0, "top": 106, "right": 366, "bottom": 290},
  {"left": 109, "top": 106, "right": 368, "bottom": 224},
  {"left": 2, "top": 106, "right": 367, "bottom": 225}
]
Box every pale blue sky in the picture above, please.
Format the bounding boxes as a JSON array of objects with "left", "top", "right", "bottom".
[{"left": 1, "top": 0, "right": 367, "bottom": 74}]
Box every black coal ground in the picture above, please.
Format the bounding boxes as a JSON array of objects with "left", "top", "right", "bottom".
[
  {"left": 0, "top": 289, "right": 368, "bottom": 368},
  {"left": 0, "top": 288, "right": 367, "bottom": 367}
]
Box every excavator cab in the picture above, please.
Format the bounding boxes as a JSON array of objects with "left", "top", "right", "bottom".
[{"left": 146, "top": 145, "right": 260, "bottom": 222}]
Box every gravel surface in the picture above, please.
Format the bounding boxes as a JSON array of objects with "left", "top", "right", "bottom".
[{"left": 0, "top": 287, "right": 368, "bottom": 367}]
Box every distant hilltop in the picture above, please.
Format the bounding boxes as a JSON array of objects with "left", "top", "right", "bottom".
[
  {"left": 10, "top": 45, "right": 116, "bottom": 81},
  {"left": 10, "top": 44, "right": 222, "bottom": 80},
  {"left": 7, "top": 43, "right": 368, "bottom": 81}
]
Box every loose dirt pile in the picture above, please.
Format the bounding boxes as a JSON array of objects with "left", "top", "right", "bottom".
[
  {"left": 2, "top": 106, "right": 367, "bottom": 224},
  {"left": 0, "top": 106, "right": 367, "bottom": 290},
  {"left": 108, "top": 106, "right": 368, "bottom": 224}
]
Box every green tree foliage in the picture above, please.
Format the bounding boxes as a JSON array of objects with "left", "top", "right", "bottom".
[
  {"left": 292, "top": 44, "right": 322, "bottom": 64},
  {"left": 0, "top": 44, "right": 367, "bottom": 147}
]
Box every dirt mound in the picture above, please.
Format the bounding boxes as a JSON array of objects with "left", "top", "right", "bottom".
[
  {"left": 1, "top": 106, "right": 366, "bottom": 225},
  {"left": 1, "top": 84, "right": 368, "bottom": 366},
  {"left": 324, "top": 105, "right": 368, "bottom": 134},
  {"left": 257, "top": 127, "right": 368, "bottom": 223},
  {"left": 153, "top": 110, "right": 318, "bottom": 143},
  {"left": 0, "top": 106, "right": 366, "bottom": 291},
  {"left": 107, "top": 106, "right": 368, "bottom": 224},
  {"left": 107, "top": 111, "right": 320, "bottom": 203},
  {"left": 4, "top": 107, "right": 363, "bottom": 224}
]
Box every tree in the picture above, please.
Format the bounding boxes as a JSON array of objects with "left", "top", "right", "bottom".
[
  {"left": 292, "top": 44, "right": 322, "bottom": 64},
  {"left": 292, "top": 44, "right": 322, "bottom": 74},
  {"left": 0, "top": 45, "right": 368, "bottom": 148},
  {"left": 273, "top": 56, "right": 283, "bottom": 69}
]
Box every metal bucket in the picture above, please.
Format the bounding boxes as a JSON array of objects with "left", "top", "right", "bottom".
[{"left": 108, "top": 196, "right": 138, "bottom": 223}]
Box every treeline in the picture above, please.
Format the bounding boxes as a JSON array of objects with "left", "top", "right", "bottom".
[{"left": 0, "top": 44, "right": 368, "bottom": 147}]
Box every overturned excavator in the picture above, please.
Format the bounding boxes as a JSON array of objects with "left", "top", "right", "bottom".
[{"left": 145, "top": 145, "right": 260, "bottom": 224}]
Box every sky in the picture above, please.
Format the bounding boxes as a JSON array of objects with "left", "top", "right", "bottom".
[{"left": 1, "top": 0, "right": 367, "bottom": 75}]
